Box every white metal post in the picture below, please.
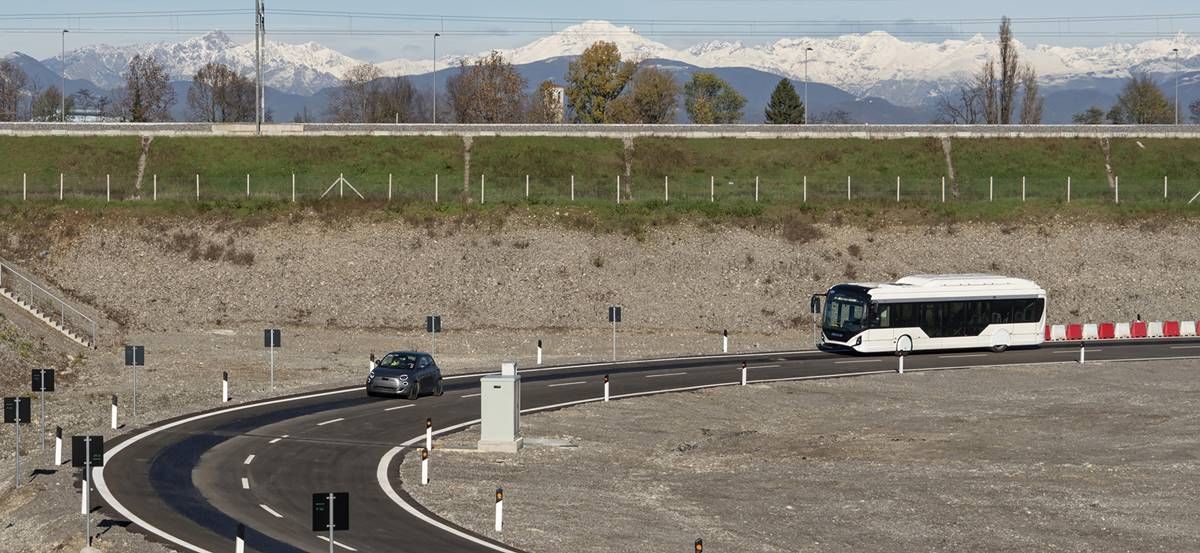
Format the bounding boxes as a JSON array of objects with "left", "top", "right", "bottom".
[
  {"left": 481, "top": 174, "right": 485, "bottom": 204},
  {"left": 83, "top": 437, "right": 91, "bottom": 545},
  {"left": 235, "top": 524, "right": 245, "bottom": 553},
  {"left": 1067, "top": 177, "right": 1071, "bottom": 203},
  {"left": 898, "top": 354, "right": 905, "bottom": 374},
  {"left": 1115, "top": 176, "right": 1120, "bottom": 204},
  {"left": 611, "top": 319, "right": 617, "bottom": 361},
  {"left": 495, "top": 489, "right": 503, "bottom": 533},
  {"left": 616, "top": 175, "right": 621, "bottom": 204},
  {"left": 664, "top": 176, "right": 669, "bottom": 202},
  {"left": 269, "top": 346, "right": 275, "bottom": 392},
  {"left": 941, "top": 176, "right": 945, "bottom": 203},
  {"left": 292, "top": 174, "right": 296, "bottom": 202},
  {"left": 39, "top": 375, "right": 45, "bottom": 452},
  {"left": 426, "top": 418, "right": 433, "bottom": 452},
  {"left": 246, "top": 174, "right": 250, "bottom": 197},
  {"left": 22, "top": 173, "right": 26, "bottom": 201},
  {"left": 420, "top": 448, "right": 429, "bottom": 485},
  {"left": 1079, "top": 343, "right": 1086, "bottom": 364},
  {"left": 1022, "top": 176, "right": 1026, "bottom": 202},
  {"left": 525, "top": 175, "right": 530, "bottom": 199},
  {"left": 435, "top": 174, "right": 439, "bottom": 203},
  {"left": 989, "top": 176, "right": 994, "bottom": 202},
  {"left": 846, "top": 176, "right": 851, "bottom": 200},
  {"left": 755, "top": 176, "right": 760, "bottom": 202},
  {"left": 13, "top": 400, "right": 20, "bottom": 488},
  {"left": 328, "top": 492, "right": 334, "bottom": 553},
  {"left": 388, "top": 174, "right": 392, "bottom": 202},
  {"left": 603, "top": 375, "right": 610, "bottom": 402},
  {"left": 896, "top": 176, "right": 900, "bottom": 202},
  {"left": 153, "top": 174, "right": 157, "bottom": 201},
  {"left": 803, "top": 176, "right": 807, "bottom": 203},
  {"left": 1164, "top": 176, "right": 1169, "bottom": 199},
  {"left": 196, "top": 174, "right": 200, "bottom": 200},
  {"left": 710, "top": 176, "right": 715, "bottom": 203},
  {"left": 59, "top": 173, "right": 63, "bottom": 201},
  {"left": 106, "top": 174, "right": 110, "bottom": 202},
  {"left": 570, "top": 175, "right": 574, "bottom": 201}
]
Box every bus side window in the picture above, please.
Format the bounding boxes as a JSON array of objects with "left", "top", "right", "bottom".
[{"left": 877, "top": 305, "right": 891, "bottom": 328}]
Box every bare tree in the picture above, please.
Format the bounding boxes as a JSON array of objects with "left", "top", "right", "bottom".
[
  {"left": 0, "top": 60, "right": 29, "bottom": 121},
  {"left": 326, "top": 64, "right": 383, "bottom": 123},
  {"left": 935, "top": 84, "right": 984, "bottom": 124},
  {"left": 1019, "top": 65, "right": 1044, "bottom": 124},
  {"left": 118, "top": 54, "right": 176, "bottom": 122},
  {"left": 998, "top": 17, "right": 1020, "bottom": 125},
  {"left": 187, "top": 62, "right": 254, "bottom": 122},
  {"left": 445, "top": 51, "right": 527, "bottom": 123},
  {"left": 371, "top": 77, "right": 421, "bottom": 123},
  {"left": 977, "top": 59, "right": 999, "bottom": 124}
]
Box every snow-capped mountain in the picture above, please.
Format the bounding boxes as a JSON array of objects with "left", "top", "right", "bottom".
[
  {"left": 44, "top": 31, "right": 363, "bottom": 95},
  {"left": 380, "top": 21, "right": 1200, "bottom": 107},
  {"left": 30, "top": 20, "right": 1200, "bottom": 107}
]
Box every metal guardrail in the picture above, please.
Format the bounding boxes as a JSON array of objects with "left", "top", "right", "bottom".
[
  {"left": 0, "top": 257, "right": 96, "bottom": 348},
  {"left": 1, "top": 122, "right": 1200, "bottom": 139}
]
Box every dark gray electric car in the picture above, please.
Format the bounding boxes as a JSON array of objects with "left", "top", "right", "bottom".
[{"left": 366, "top": 351, "right": 445, "bottom": 399}]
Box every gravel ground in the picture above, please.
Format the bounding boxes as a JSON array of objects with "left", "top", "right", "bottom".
[
  {"left": 404, "top": 359, "right": 1200, "bottom": 553},
  {"left": 1, "top": 215, "right": 1198, "bottom": 552}
]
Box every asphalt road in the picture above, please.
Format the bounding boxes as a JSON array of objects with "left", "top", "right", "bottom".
[{"left": 94, "top": 339, "right": 1200, "bottom": 553}]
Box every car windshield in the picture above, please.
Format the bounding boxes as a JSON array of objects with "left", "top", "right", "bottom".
[
  {"left": 823, "top": 292, "right": 868, "bottom": 334},
  {"left": 376, "top": 353, "right": 420, "bottom": 370}
]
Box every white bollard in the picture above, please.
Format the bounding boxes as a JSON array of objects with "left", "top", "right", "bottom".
[
  {"left": 603, "top": 375, "right": 610, "bottom": 403},
  {"left": 740, "top": 362, "right": 747, "bottom": 386},
  {"left": 1079, "top": 343, "right": 1086, "bottom": 364},
  {"left": 420, "top": 448, "right": 430, "bottom": 485},
  {"left": 898, "top": 354, "right": 905, "bottom": 374},
  {"left": 81, "top": 468, "right": 88, "bottom": 514},
  {"left": 110, "top": 395, "right": 118, "bottom": 430},
  {"left": 536, "top": 340, "right": 543, "bottom": 365},
  {"left": 222, "top": 371, "right": 229, "bottom": 403},
  {"left": 426, "top": 418, "right": 433, "bottom": 452},
  {"left": 235, "top": 524, "right": 245, "bottom": 553},
  {"left": 495, "top": 488, "right": 504, "bottom": 533},
  {"left": 722, "top": 330, "right": 729, "bottom": 354},
  {"left": 55, "top": 426, "right": 62, "bottom": 466}
]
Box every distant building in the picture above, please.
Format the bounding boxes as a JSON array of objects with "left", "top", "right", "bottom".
[
  {"left": 544, "top": 85, "right": 565, "bottom": 124},
  {"left": 66, "top": 109, "right": 123, "bottom": 123}
]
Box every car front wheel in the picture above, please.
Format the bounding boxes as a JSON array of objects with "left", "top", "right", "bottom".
[
  {"left": 407, "top": 382, "right": 420, "bottom": 400},
  {"left": 433, "top": 379, "right": 444, "bottom": 396}
]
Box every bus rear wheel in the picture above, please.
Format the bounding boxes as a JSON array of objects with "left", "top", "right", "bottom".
[
  {"left": 895, "top": 335, "right": 913, "bottom": 356},
  {"left": 991, "top": 344, "right": 1008, "bottom": 353}
]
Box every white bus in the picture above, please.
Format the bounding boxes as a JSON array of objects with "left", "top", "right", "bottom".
[{"left": 812, "top": 274, "right": 1047, "bottom": 354}]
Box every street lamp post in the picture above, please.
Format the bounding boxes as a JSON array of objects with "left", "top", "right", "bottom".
[
  {"left": 433, "top": 33, "right": 441, "bottom": 124},
  {"left": 804, "top": 47, "right": 813, "bottom": 125},
  {"left": 61, "top": 29, "right": 68, "bottom": 122},
  {"left": 1174, "top": 48, "right": 1181, "bottom": 125}
]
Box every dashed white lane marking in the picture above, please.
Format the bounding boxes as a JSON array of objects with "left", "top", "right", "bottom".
[
  {"left": 241, "top": 478, "right": 250, "bottom": 490},
  {"left": 243, "top": 454, "right": 255, "bottom": 465},
  {"left": 318, "top": 535, "right": 359, "bottom": 551},
  {"left": 385, "top": 405, "right": 414, "bottom": 411},
  {"left": 1055, "top": 348, "right": 1101, "bottom": 353},
  {"left": 317, "top": 418, "right": 345, "bottom": 426},
  {"left": 646, "top": 372, "right": 687, "bottom": 378},
  {"left": 939, "top": 353, "right": 989, "bottom": 359},
  {"left": 259, "top": 504, "right": 283, "bottom": 518},
  {"left": 1170, "top": 345, "right": 1200, "bottom": 349},
  {"left": 752, "top": 364, "right": 782, "bottom": 368},
  {"left": 461, "top": 393, "right": 481, "bottom": 398},
  {"left": 268, "top": 435, "right": 287, "bottom": 444},
  {"left": 547, "top": 381, "right": 588, "bottom": 387},
  {"left": 835, "top": 359, "right": 881, "bottom": 364}
]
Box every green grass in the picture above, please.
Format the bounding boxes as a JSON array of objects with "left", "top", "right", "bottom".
[{"left": 1, "top": 135, "right": 1199, "bottom": 207}]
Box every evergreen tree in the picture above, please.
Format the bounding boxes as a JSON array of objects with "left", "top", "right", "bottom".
[{"left": 764, "top": 78, "right": 804, "bottom": 124}]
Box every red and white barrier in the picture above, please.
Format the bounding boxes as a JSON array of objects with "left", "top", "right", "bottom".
[{"left": 1045, "top": 319, "right": 1198, "bottom": 341}]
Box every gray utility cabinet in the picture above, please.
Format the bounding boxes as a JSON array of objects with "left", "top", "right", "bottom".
[{"left": 478, "top": 362, "right": 523, "bottom": 453}]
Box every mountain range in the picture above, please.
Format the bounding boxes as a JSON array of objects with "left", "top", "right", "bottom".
[{"left": 7, "top": 20, "right": 1200, "bottom": 123}]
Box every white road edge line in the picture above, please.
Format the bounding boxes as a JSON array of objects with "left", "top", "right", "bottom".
[
  {"left": 317, "top": 418, "right": 345, "bottom": 426},
  {"left": 938, "top": 354, "right": 988, "bottom": 359},
  {"left": 1054, "top": 348, "right": 1101, "bottom": 353},
  {"left": 441, "top": 349, "right": 827, "bottom": 380},
  {"left": 385, "top": 405, "right": 415, "bottom": 411},
  {"left": 645, "top": 372, "right": 687, "bottom": 378},
  {"left": 317, "top": 535, "right": 359, "bottom": 551},
  {"left": 835, "top": 359, "right": 881, "bottom": 364},
  {"left": 752, "top": 364, "right": 782, "bottom": 368},
  {"left": 461, "top": 393, "right": 481, "bottom": 398},
  {"left": 241, "top": 478, "right": 249, "bottom": 490},
  {"left": 259, "top": 504, "right": 283, "bottom": 518},
  {"left": 547, "top": 381, "right": 587, "bottom": 387},
  {"left": 1170, "top": 345, "right": 1200, "bottom": 349},
  {"left": 243, "top": 454, "right": 255, "bottom": 465}
]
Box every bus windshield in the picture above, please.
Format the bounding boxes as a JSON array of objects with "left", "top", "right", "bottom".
[{"left": 824, "top": 292, "right": 869, "bottom": 334}]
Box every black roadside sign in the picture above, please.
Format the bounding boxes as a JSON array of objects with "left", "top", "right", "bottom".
[
  {"left": 71, "top": 435, "right": 105, "bottom": 467},
  {"left": 312, "top": 492, "right": 350, "bottom": 531}
]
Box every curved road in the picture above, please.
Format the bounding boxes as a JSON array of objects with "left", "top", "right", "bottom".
[{"left": 95, "top": 339, "right": 1200, "bottom": 553}]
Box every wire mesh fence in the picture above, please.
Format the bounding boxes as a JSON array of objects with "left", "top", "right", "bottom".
[{"left": 1, "top": 172, "right": 1197, "bottom": 206}]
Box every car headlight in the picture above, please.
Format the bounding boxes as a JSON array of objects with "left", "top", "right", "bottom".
[{"left": 854, "top": 336, "right": 862, "bottom": 346}]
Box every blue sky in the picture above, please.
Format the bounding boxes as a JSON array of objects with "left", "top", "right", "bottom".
[{"left": 5, "top": 1, "right": 1200, "bottom": 60}]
